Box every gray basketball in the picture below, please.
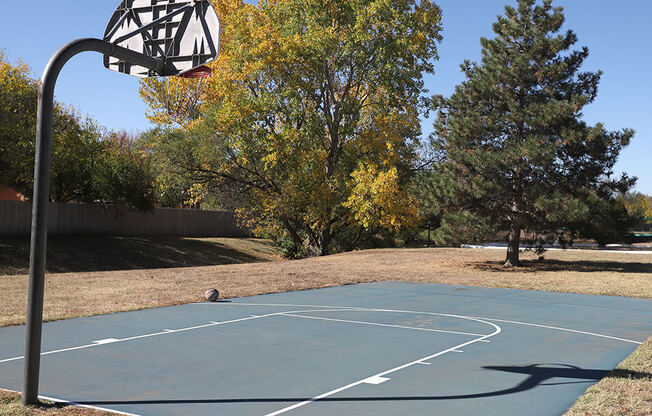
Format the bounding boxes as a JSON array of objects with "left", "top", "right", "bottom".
[{"left": 205, "top": 288, "right": 219, "bottom": 302}]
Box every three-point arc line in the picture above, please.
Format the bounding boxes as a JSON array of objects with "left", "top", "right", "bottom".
[{"left": 220, "top": 302, "right": 644, "bottom": 345}]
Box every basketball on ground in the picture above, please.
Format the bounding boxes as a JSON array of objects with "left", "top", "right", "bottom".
[{"left": 205, "top": 288, "right": 219, "bottom": 302}]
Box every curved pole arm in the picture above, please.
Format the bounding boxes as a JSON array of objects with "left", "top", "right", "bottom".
[{"left": 23, "top": 38, "right": 164, "bottom": 406}]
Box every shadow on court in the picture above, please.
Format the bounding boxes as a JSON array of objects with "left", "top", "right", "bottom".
[{"left": 75, "top": 364, "right": 650, "bottom": 407}]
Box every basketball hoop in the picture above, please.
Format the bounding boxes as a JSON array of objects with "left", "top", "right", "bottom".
[
  {"left": 24, "top": 0, "right": 222, "bottom": 405},
  {"left": 165, "top": 65, "right": 212, "bottom": 125}
]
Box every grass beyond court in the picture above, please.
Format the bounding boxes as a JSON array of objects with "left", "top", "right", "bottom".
[
  {"left": 0, "top": 242, "right": 650, "bottom": 415},
  {"left": 1, "top": 246, "right": 650, "bottom": 328},
  {"left": 0, "top": 236, "right": 279, "bottom": 276}
]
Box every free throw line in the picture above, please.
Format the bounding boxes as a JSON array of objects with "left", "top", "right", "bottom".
[{"left": 280, "top": 312, "right": 489, "bottom": 337}]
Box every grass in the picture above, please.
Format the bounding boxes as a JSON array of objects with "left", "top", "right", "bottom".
[
  {"left": 0, "top": 241, "right": 650, "bottom": 415},
  {"left": 0, "top": 389, "right": 104, "bottom": 415},
  {"left": 565, "top": 337, "right": 652, "bottom": 416},
  {"left": 0, "top": 236, "right": 279, "bottom": 275},
  {"left": 1, "top": 247, "right": 650, "bottom": 327}
]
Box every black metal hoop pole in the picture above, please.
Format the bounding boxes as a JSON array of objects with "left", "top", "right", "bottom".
[{"left": 23, "top": 38, "right": 164, "bottom": 406}]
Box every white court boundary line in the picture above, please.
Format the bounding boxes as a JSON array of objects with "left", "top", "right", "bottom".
[
  {"left": 466, "top": 316, "right": 644, "bottom": 345},
  {"left": 0, "top": 313, "right": 275, "bottom": 364},
  {"left": 219, "top": 302, "right": 645, "bottom": 345},
  {"left": 39, "top": 394, "right": 140, "bottom": 416},
  {"left": 0, "top": 308, "right": 361, "bottom": 364},
  {"left": 1, "top": 307, "right": 490, "bottom": 364}
]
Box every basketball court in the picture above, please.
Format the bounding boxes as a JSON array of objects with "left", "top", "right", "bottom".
[{"left": 1, "top": 282, "right": 650, "bottom": 415}]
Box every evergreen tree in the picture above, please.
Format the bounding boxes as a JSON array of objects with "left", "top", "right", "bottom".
[{"left": 431, "top": 0, "right": 634, "bottom": 266}]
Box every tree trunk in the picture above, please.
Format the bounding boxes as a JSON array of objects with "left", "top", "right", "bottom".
[
  {"left": 313, "top": 226, "right": 332, "bottom": 257},
  {"left": 504, "top": 222, "right": 521, "bottom": 267},
  {"left": 281, "top": 219, "right": 303, "bottom": 249}
]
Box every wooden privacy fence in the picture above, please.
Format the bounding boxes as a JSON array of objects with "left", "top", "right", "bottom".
[{"left": 0, "top": 201, "right": 249, "bottom": 238}]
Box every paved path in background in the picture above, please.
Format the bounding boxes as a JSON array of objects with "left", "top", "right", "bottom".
[
  {"left": 1, "top": 282, "right": 650, "bottom": 415},
  {"left": 462, "top": 243, "right": 652, "bottom": 254}
]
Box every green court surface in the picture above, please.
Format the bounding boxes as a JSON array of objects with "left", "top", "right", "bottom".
[{"left": 1, "top": 282, "right": 650, "bottom": 415}]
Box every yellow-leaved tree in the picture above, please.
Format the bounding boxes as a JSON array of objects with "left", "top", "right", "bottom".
[
  {"left": 140, "top": 0, "right": 442, "bottom": 256},
  {"left": 0, "top": 51, "right": 38, "bottom": 193}
]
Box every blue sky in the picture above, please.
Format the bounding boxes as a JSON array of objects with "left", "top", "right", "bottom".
[{"left": 1, "top": 0, "right": 650, "bottom": 194}]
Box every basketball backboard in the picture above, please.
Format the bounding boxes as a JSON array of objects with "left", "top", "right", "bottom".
[{"left": 104, "top": 0, "right": 221, "bottom": 78}]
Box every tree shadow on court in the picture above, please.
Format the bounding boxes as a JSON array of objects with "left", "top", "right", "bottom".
[
  {"left": 473, "top": 259, "right": 652, "bottom": 274},
  {"left": 75, "top": 364, "right": 651, "bottom": 407},
  {"left": 0, "top": 236, "right": 276, "bottom": 275}
]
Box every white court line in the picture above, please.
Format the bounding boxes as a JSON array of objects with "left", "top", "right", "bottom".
[
  {"left": 264, "top": 319, "right": 502, "bottom": 416},
  {"left": 191, "top": 302, "right": 363, "bottom": 310},
  {"left": 353, "top": 307, "right": 644, "bottom": 345},
  {"left": 93, "top": 338, "right": 120, "bottom": 345},
  {"left": 280, "top": 313, "right": 488, "bottom": 337},
  {"left": 0, "top": 309, "right": 350, "bottom": 364},
  {"left": 225, "top": 302, "right": 645, "bottom": 345},
  {"left": 363, "top": 376, "right": 391, "bottom": 385},
  {"left": 39, "top": 394, "right": 140, "bottom": 416},
  {"left": 466, "top": 316, "right": 643, "bottom": 345}
]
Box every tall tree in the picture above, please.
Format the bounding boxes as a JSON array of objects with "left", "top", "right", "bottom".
[
  {"left": 49, "top": 111, "right": 104, "bottom": 203},
  {"left": 621, "top": 192, "right": 652, "bottom": 219},
  {"left": 0, "top": 53, "right": 155, "bottom": 208},
  {"left": 141, "top": 0, "right": 442, "bottom": 255},
  {"left": 91, "top": 131, "right": 156, "bottom": 211},
  {"left": 138, "top": 127, "right": 230, "bottom": 209},
  {"left": 431, "top": 0, "right": 634, "bottom": 266},
  {"left": 0, "top": 51, "right": 38, "bottom": 192}
]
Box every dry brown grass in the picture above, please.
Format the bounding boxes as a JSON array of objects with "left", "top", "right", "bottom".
[
  {"left": 0, "top": 236, "right": 279, "bottom": 276},
  {"left": 1, "top": 247, "right": 650, "bottom": 415},
  {"left": 565, "top": 338, "right": 652, "bottom": 415},
  {"left": 0, "top": 389, "right": 105, "bottom": 415},
  {"left": 1, "top": 248, "right": 650, "bottom": 327}
]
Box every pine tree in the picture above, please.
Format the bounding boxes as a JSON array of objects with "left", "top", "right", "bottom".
[{"left": 432, "top": 0, "right": 635, "bottom": 266}]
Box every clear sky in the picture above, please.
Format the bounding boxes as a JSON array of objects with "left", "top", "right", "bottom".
[{"left": 1, "top": 0, "right": 650, "bottom": 194}]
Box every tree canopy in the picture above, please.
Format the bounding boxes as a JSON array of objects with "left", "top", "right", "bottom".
[
  {"left": 621, "top": 192, "right": 652, "bottom": 220},
  {"left": 141, "top": 0, "right": 443, "bottom": 255},
  {"left": 0, "top": 52, "right": 155, "bottom": 209},
  {"left": 0, "top": 51, "right": 38, "bottom": 194},
  {"left": 430, "top": 0, "right": 635, "bottom": 265}
]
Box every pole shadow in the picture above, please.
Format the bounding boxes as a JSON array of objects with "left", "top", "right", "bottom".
[{"left": 68, "top": 364, "right": 650, "bottom": 407}]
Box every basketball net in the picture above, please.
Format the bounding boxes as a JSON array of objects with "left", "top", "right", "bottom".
[{"left": 165, "top": 65, "right": 212, "bottom": 125}]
